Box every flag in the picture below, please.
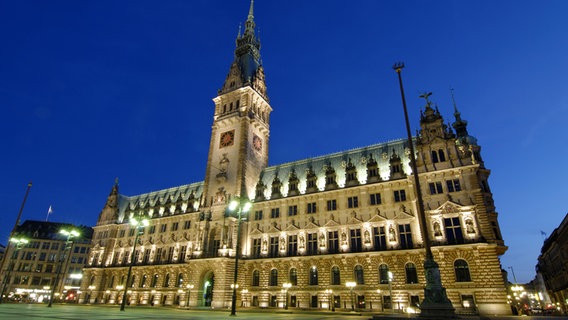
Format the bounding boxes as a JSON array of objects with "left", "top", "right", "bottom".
[{"left": 46, "top": 205, "right": 53, "bottom": 221}]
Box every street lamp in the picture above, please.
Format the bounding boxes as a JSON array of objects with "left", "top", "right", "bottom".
[
  {"left": 227, "top": 196, "right": 252, "bottom": 316},
  {"left": 0, "top": 237, "right": 29, "bottom": 303},
  {"left": 48, "top": 228, "right": 80, "bottom": 307},
  {"left": 185, "top": 284, "right": 194, "bottom": 307},
  {"left": 120, "top": 214, "right": 149, "bottom": 311},
  {"left": 283, "top": 283, "right": 291, "bottom": 310},
  {"left": 388, "top": 271, "right": 394, "bottom": 313},
  {"left": 393, "top": 63, "right": 455, "bottom": 317},
  {"left": 346, "top": 281, "right": 356, "bottom": 311},
  {"left": 325, "top": 289, "right": 334, "bottom": 311}
]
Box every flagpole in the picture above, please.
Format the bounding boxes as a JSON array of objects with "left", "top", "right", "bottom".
[{"left": 46, "top": 206, "right": 53, "bottom": 222}]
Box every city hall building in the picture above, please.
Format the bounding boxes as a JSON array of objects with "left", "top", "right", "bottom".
[{"left": 81, "top": 1, "right": 509, "bottom": 315}]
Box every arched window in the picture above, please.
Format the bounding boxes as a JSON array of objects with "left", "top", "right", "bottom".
[
  {"left": 108, "top": 275, "right": 115, "bottom": 288},
  {"left": 120, "top": 275, "right": 125, "bottom": 286},
  {"left": 252, "top": 270, "right": 260, "bottom": 286},
  {"left": 309, "top": 266, "right": 318, "bottom": 285},
  {"left": 129, "top": 275, "right": 136, "bottom": 288},
  {"left": 163, "top": 273, "right": 170, "bottom": 287},
  {"left": 270, "top": 269, "right": 278, "bottom": 286},
  {"left": 379, "top": 264, "right": 390, "bottom": 284},
  {"left": 89, "top": 276, "right": 96, "bottom": 286},
  {"left": 431, "top": 150, "right": 439, "bottom": 163},
  {"left": 438, "top": 149, "right": 446, "bottom": 162},
  {"left": 454, "top": 259, "right": 471, "bottom": 282},
  {"left": 140, "top": 274, "right": 147, "bottom": 288},
  {"left": 405, "top": 263, "right": 418, "bottom": 284},
  {"left": 176, "top": 273, "right": 183, "bottom": 287},
  {"left": 151, "top": 274, "right": 159, "bottom": 287},
  {"left": 331, "top": 266, "right": 341, "bottom": 285},
  {"left": 289, "top": 268, "right": 298, "bottom": 286},
  {"left": 354, "top": 265, "right": 364, "bottom": 285}
]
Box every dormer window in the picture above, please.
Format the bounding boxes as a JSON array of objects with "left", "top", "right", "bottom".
[{"left": 432, "top": 149, "right": 446, "bottom": 163}]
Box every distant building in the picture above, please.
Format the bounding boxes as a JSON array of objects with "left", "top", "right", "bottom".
[
  {"left": 537, "top": 213, "right": 568, "bottom": 313},
  {"left": 81, "top": 1, "right": 510, "bottom": 315},
  {"left": 0, "top": 220, "right": 93, "bottom": 303}
]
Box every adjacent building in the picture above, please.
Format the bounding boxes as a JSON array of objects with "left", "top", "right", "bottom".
[
  {"left": 537, "top": 213, "right": 568, "bottom": 313},
  {"left": 81, "top": 1, "right": 510, "bottom": 315},
  {"left": 0, "top": 220, "right": 93, "bottom": 303}
]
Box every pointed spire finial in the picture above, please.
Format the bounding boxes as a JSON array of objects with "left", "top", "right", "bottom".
[{"left": 248, "top": 0, "right": 255, "bottom": 19}]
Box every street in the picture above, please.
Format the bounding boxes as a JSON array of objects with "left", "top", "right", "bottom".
[{"left": 0, "top": 304, "right": 567, "bottom": 320}]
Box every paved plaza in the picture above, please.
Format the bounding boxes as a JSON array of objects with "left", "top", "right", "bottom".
[{"left": 0, "top": 304, "right": 567, "bottom": 320}]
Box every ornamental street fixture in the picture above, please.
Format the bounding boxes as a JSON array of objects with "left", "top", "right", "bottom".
[
  {"left": 388, "top": 271, "right": 394, "bottom": 313},
  {"left": 0, "top": 236, "right": 29, "bottom": 303},
  {"left": 325, "top": 289, "right": 334, "bottom": 311},
  {"left": 282, "top": 283, "right": 291, "bottom": 310},
  {"left": 393, "top": 62, "right": 455, "bottom": 318},
  {"left": 120, "top": 214, "right": 150, "bottom": 311},
  {"left": 186, "top": 284, "right": 194, "bottom": 307},
  {"left": 48, "top": 228, "right": 80, "bottom": 307},
  {"left": 346, "top": 281, "right": 356, "bottom": 311},
  {"left": 228, "top": 196, "right": 252, "bottom": 316}
]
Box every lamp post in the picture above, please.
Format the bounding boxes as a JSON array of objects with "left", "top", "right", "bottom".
[
  {"left": 282, "top": 283, "right": 291, "bottom": 310},
  {"left": 388, "top": 271, "right": 394, "bottom": 313},
  {"left": 0, "top": 237, "right": 29, "bottom": 303},
  {"left": 185, "top": 284, "right": 194, "bottom": 307},
  {"left": 346, "top": 281, "right": 356, "bottom": 311},
  {"left": 48, "top": 228, "right": 80, "bottom": 307},
  {"left": 325, "top": 289, "right": 334, "bottom": 311},
  {"left": 0, "top": 181, "right": 32, "bottom": 305},
  {"left": 120, "top": 214, "right": 149, "bottom": 311},
  {"left": 393, "top": 62, "right": 455, "bottom": 317},
  {"left": 228, "top": 196, "right": 252, "bottom": 316}
]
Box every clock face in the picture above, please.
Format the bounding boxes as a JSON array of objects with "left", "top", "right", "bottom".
[
  {"left": 253, "top": 134, "right": 263, "bottom": 151},
  {"left": 219, "top": 130, "right": 235, "bottom": 148}
]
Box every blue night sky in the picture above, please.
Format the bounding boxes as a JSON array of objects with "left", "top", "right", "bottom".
[{"left": 1, "top": 1, "right": 567, "bottom": 284}]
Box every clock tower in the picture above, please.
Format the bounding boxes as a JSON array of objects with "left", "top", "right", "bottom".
[{"left": 202, "top": 0, "right": 271, "bottom": 210}]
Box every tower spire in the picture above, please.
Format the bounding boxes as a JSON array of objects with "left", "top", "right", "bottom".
[{"left": 219, "top": 0, "right": 267, "bottom": 99}]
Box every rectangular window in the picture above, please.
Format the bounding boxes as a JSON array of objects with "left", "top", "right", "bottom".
[
  {"left": 307, "top": 202, "right": 317, "bottom": 214},
  {"left": 347, "top": 196, "right": 359, "bottom": 208},
  {"left": 254, "top": 210, "right": 263, "bottom": 220},
  {"left": 429, "top": 182, "right": 443, "bottom": 195},
  {"left": 269, "top": 236, "right": 279, "bottom": 257},
  {"left": 373, "top": 226, "right": 387, "bottom": 251},
  {"left": 128, "top": 229, "right": 135, "bottom": 237},
  {"left": 179, "top": 245, "right": 187, "bottom": 262},
  {"left": 160, "top": 224, "right": 167, "bottom": 233},
  {"left": 156, "top": 248, "right": 163, "bottom": 263},
  {"left": 398, "top": 224, "right": 413, "bottom": 249},
  {"left": 41, "top": 242, "right": 50, "bottom": 250},
  {"left": 288, "top": 205, "right": 298, "bottom": 216},
  {"left": 350, "top": 229, "right": 362, "bottom": 252},
  {"left": 149, "top": 226, "right": 156, "bottom": 234},
  {"left": 394, "top": 190, "right": 406, "bottom": 202},
  {"left": 307, "top": 233, "right": 318, "bottom": 255},
  {"left": 171, "top": 222, "right": 179, "bottom": 231},
  {"left": 252, "top": 239, "right": 262, "bottom": 258},
  {"left": 327, "top": 199, "right": 337, "bottom": 211},
  {"left": 444, "top": 217, "right": 464, "bottom": 244},
  {"left": 446, "top": 179, "right": 462, "bottom": 192},
  {"left": 328, "top": 231, "right": 339, "bottom": 253},
  {"left": 370, "top": 193, "right": 381, "bottom": 205},
  {"left": 288, "top": 235, "right": 298, "bottom": 256},
  {"left": 271, "top": 208, "right": 280, "bottom": 218},
  {"left": 119, "top": 229, "right": 126, "bottom": 237},
  {"left": 183, "top": 220, "right": 191, "bottom": 230}
]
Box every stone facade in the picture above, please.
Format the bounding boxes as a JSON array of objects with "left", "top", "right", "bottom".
[{"left": 80, "top": 1, "right": 510, "bottom": 315}]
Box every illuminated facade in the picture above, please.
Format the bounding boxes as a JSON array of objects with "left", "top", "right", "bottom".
[
  {"left": 1, "top": 220, "right": 92, "bottom": 303},
  {"left": 80, "top": 1, "right": 510, "bottom": 315},
  {"left": 537, "top": 213, "right": 568, "bottom": 313}
]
